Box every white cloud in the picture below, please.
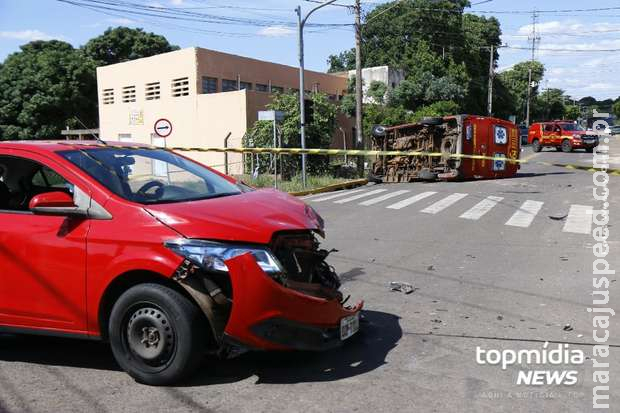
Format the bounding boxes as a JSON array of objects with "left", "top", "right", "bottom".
[
  {"left": 257, "top": 26, "right": 294, "bottom": 37},
  {"left": 170, "top": 0, "right": 184, "bottom": 5},
  {"left": 107, "top": 17, "right": 137, "bottom": 25},
  {"left": 0, "top": 30, "right": 65, "bottom": 42}
]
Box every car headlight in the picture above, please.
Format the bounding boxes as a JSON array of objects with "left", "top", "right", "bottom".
[{"left": 165, "top": 239, "right": 283, "bottom": 274}]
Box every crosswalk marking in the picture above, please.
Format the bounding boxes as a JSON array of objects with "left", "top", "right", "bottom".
[
  {"left": 311, "top": 189, "right": 367, "bottom": 202},
  {"left": 459, "top": 196, "right": 504, "bottom": 220},
  {"left": 421, "top": 193, "right": 468, "bottom": 214},
  {"left": 359, "top": 190, "right": 411, "bottom": 206},
  {"left": 505, "top": 200, "right": 544, "bottom": 228},
  {"left": 386, "top": 192, "right": 437, "bottom": 210},
  {"left": 563, "top": 205, "right": 593, "bottom": 234},
  {"left": 334, "top": 189, "right": 388, "bottom": 204}
]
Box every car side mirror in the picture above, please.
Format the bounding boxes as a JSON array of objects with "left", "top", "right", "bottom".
[{"left": 29, "top": 191, "right": 86, "bottom": 217}]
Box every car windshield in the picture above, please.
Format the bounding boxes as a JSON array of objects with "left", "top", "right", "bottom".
[
  {"left": 560, "top": 123, "right": 585, "bottom": 131},
  {"left": 59, "top": 148, "right": 242, "bottom": 204}
]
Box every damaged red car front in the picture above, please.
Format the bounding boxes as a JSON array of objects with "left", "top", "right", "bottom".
[{"left": 157, "top": 197, "right": 363, "bottom": 358}]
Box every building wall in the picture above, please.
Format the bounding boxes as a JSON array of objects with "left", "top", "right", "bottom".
[
  {"left": 195, "top": 48, "right": 348, "bottom": 97},
  {"left": 343, "top": 66, "right": 406, "bottom": 104},
  {"left": 97, "top": 47, "right": 354, "bottom": 175}
]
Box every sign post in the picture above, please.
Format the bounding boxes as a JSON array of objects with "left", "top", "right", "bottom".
[{"left": 258, "top": 111, "right": 285, "bottom": 189}]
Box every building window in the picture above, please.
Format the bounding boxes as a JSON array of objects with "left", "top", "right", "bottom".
[
  {"left": 122, "top": 86, "right": 136, "bottom": 103},
  {"left": 102, "top": 88, "right": 114, "bottom": 105},
  {"left": 202, "top": 77, "right": 218, "bottom": 94},
  {"left": 239, "top": 81, "right": 252, "bottom": 91},
  {"left": 256, "top": 83, "right": 269, "bottom": 92},
  {"left": 171, "top": 77, "right": 190, "bottom": 97},
  {"left": 222, "top": 79, "right": 238, "bottom": 92},
  {"left": 145, "top": 82, "right": 161, "bottom": 100},
  {"left": 271, "top": 85, "right": 284, "bottom": 94}
]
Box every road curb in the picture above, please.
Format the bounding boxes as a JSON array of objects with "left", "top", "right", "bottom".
[{"left": 290, "top": 178, "right": 369, "bottom": 197}]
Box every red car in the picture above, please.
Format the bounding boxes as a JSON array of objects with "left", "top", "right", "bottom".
[
  {"left": 528, "top": 121, "right": 599, "bottom": 153},
  {"left": 0, "top": 141, "right": 362, "bottom": 385}
]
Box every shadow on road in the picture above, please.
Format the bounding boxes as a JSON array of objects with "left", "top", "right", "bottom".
[
  {"left": 0, "top": 310, "right": 402, "bottom": 387},
  {"left": 185, "top": 310, "right": 401, "bottom": 387}
]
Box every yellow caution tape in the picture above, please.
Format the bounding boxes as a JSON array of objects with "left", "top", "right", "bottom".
[{"left": 63, "top": 142, "right": 620, "bottom": 175}]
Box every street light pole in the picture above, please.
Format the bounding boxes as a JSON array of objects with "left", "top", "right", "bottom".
[{"left": 296, "top": 1, "right": 337, "bottom": 188}]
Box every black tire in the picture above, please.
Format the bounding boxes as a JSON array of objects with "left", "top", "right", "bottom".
[
  {"left": 555, "top": 146, "right": 562, "bottom": 152},
  {"left": 108, "top": 283, "right": 208, "bottom": 386},
  {"left": 531, "top": 139, "right": 542, "bottom": 153},
  {"left": 420, "top": 117, "right": 443, "bottom": 126},
  {"left": 586, "top": 147, "right": 594, "bottom": 153},
  {"left": 561, "top": 139, "right": 572, "bottom": 153}
]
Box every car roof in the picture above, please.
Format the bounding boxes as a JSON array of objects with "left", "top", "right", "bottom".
[{"left": 0, "top": 140, "right": 153, "bottom": 154}]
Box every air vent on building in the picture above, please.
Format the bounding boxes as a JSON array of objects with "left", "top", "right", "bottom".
[
  {"left": 171, "top": 77, "right": 190, "bottom": 97},
  {"left": 102, "top": 88, "right": 115, "bottom": 105},
  {"left": 122, "top": 86, "right": 136, "bottom": 103},
  {"left": 145, "top": 82, "right": 161, "bottom": 100}
]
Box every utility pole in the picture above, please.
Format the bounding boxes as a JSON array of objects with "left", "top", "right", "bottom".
[
  {"left": 354, "top": 0, "right": 364, "bottom": 176},
  {"left": 487, "top": 45, "right": 494, "bottom": 116},
  {"left": 525, "top": 9, "right": 540, "bottom": 127},
  {"left": 296, "top": 1, "right": 337, "bottom": 188}
]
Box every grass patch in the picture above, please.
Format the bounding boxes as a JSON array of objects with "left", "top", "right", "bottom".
[{"left": 236, "top": 174, "right": 349, "bottom": 193}]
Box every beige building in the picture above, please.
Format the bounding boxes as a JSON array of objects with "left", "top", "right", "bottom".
[{"left": 96, "top": 47, "right": 352, "bottom": 174}]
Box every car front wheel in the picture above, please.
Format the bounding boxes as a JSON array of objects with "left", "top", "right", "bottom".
[
  {"left": 561, "top": 139, "right": 572, "bottom": 153},
  {"left": 108, "top": 283, "right": 208, "bottom": 386},
  {"left": 531, "top": 139, "right": 542, "bottom": 152}
]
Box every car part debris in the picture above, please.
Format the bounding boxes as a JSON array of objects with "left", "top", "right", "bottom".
[{"left": 390, "top": 281, "right": 415, "bottom": 294}]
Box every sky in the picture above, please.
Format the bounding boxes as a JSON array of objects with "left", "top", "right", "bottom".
[{"left": 1, "top": 0, "right": 619, "bottom": 100}]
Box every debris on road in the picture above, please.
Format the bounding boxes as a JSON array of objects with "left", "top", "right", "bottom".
[
  {"left": 390, "top": 281, "right": 415, "bottom": 294},
  {"left": 563, "top": 324, "right": 574, "bottom": 332},
  {"left": 497, "top": 315, "right": 504, "bottom": 321},
  {"left": 548, "top": 214, "right": 568, "bottom": 221}
]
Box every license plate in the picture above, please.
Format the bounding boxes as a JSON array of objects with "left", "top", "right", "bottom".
[{"left": 340, "top": 313, "right": 360, "bottom": 341}]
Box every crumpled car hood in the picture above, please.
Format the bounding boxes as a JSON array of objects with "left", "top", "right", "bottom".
[{"left": 145, "top": 189, "right": 323, "bottom": 244}]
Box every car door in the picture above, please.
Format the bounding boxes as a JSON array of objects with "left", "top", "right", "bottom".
[{"left": 0, "top": 151, "right": 89, "bottom": 334}]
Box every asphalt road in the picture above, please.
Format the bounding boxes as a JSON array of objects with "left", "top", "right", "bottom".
[{"left": 0, "top": 142, "right": 618, "bottom": 413}]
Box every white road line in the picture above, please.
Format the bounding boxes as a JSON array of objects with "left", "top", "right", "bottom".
[
  {"left": 459, "top": 196, "right": 504, "bottom": 220},
  {"left": 505, "top": 200, "right": 544, "bottom": 228},
  {"left": 563, "top": 205, "right": 593, "bottom": 234},
  {"left": 359, "top": 190, "right": 411, "bottom": 206},
  {"left": 386, "top": 191, "right": 437, "bottom": 210},
  {"left": 421, "top": 193, "right": 468, "bottom": 214},
  {"left": 310, "top": 189, "right": 367, "bottom": 202},
  {"left": 334, "top": 189, "right": 388, "bottom": 204}
]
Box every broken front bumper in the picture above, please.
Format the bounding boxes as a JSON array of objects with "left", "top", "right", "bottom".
[{"left": 223, "top": 253, "right": 363, "bottom": 351}]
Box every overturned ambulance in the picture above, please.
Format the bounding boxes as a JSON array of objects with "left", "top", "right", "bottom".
[{"left": 370, "top": 115, "right": 520, "bottom": 182}]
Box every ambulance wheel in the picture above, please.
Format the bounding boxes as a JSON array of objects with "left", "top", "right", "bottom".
[
  {"left": 561, "top": 139, "right": 572, "bottom": 153},
  {"left": 531, "top": 139, "right": 542, "bottom": 152}
]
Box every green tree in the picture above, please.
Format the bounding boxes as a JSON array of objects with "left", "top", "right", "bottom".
[
  {"left": 0, "top": 41, "right": 97, "bottom": 140},
  {"left": 327, "top": 49, "right": 355, "bottom": 73},
  {"left": 245, "top": 92, "right": 337, "bottom": 178},
  {"left": 534, "top": 88, "right": 565, "bottom": 121},
  {"left": 328, "top": 0, "right": 500, "bottom": 114},
  {"left": 565, "top": 105, "right": 581, "bottom": 121},
  {"left": 497, "top": 60, "right": 545, "bottom": 123},
  {"left": 613, "top": 101, "right": 620, "bottom": 119},
  {"left": 83, "top": 27, "right": 179, "bottom": 66}
]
